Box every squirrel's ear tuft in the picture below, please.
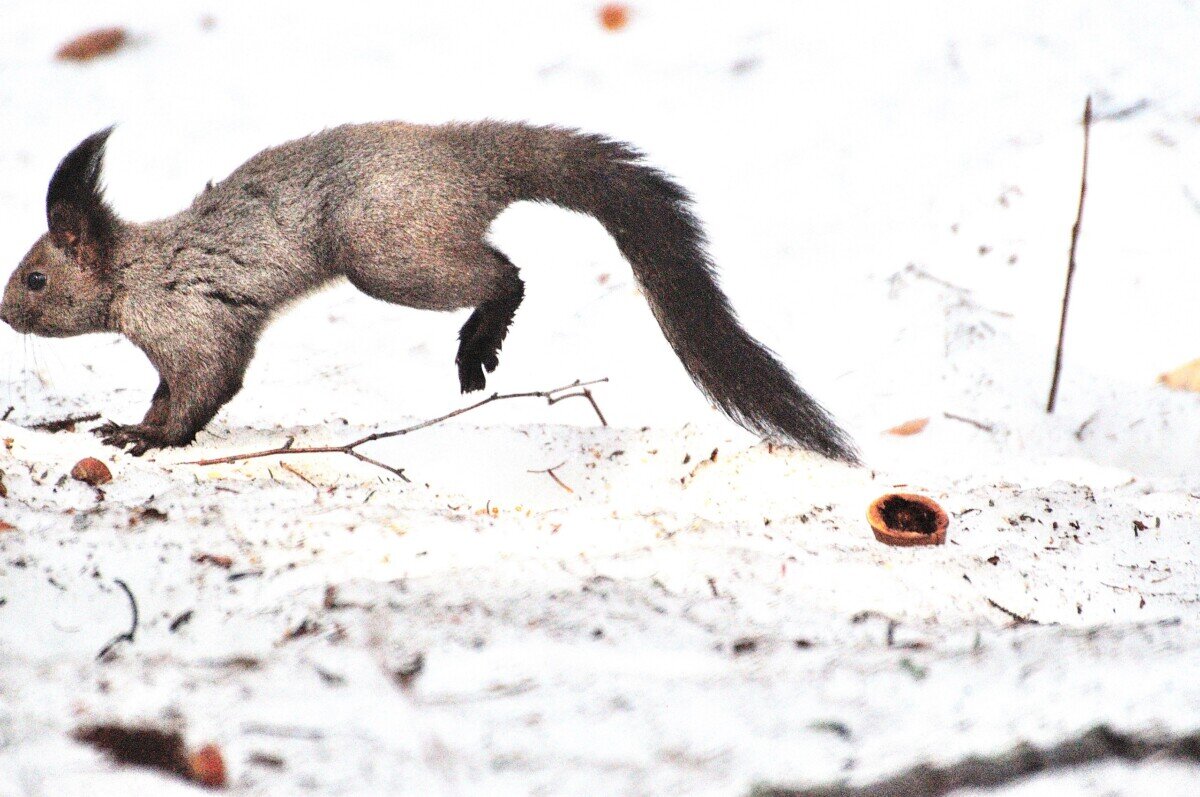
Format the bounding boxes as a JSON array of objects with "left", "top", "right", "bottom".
[{"left": 46, "top": 126, "right": 119, "bottom": 271}]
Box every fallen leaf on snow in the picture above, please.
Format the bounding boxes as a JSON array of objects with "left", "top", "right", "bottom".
[
  {"left": 1158, "top": 358, "right": 1200, "bottom": 392},
  {"left": 56, "top": 27, "right": 128, "bottom": 61},
  {"left": 129, "top": 507, "right": 168, "bottom": 526},
  {"left": 188, "top": 743, "right": 227, "bottom": 788},
  {"left": 885, "top": 417, "right": 930, "bottom": 436},
  {"left": 598, "top": 3, "right": 630, "bottom": 32},
  {"left": 192, "top": 552, "right": 234, "bottom": 569}
]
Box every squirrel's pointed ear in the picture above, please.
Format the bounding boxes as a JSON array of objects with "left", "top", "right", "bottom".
[{"left": 46, "top": 126, "right": 119, "bottom": 271}]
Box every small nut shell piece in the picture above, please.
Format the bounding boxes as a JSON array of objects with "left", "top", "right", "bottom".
[
  {"left": 71, "top": 457, "right": 113, "bottom": 486},
  {"left": 867, "top": 493, "right": 948, "bottom": 546}
]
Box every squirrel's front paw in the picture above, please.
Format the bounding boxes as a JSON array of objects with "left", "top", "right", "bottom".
[
  {"left": 96, "top": 424, "right": 163, "bottom": 456},
  {"left": 91, "top": 421, "right": 123, "bottom": 437}
]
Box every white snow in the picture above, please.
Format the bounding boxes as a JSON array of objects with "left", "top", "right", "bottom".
[{"left": 1, "top": 1, "right": 1199, "bottom": 794}]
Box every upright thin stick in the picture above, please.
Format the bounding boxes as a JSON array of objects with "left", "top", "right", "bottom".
[{"left": 1047, "top": 96, "right": 1092, "bottom": 413}]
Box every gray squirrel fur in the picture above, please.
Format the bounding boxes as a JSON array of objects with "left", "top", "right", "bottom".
[{"left": 1, "top": 122, "right": 859, "bottom": 462}]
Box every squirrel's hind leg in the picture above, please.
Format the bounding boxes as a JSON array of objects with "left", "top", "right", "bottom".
[{"left": 456, "top": 249, "right": 524, "bottom": 393}]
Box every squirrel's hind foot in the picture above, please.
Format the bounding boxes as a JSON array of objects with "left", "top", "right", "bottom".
[
  {"left": 455, "top": 321, "right": 504, "bottom": 393},
  {"left": 454, "top": 261, "right": 523, "bottom": 394}
]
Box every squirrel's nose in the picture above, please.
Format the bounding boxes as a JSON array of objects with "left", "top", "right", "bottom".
[{"left": 0, "top": 306, "right": 15, "bottom": 329}]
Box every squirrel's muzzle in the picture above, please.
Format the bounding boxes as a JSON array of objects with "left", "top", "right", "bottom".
[{"left": 0, "top": 303, "right": 28, "bottom": 334}]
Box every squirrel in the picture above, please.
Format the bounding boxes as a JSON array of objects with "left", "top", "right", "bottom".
[{"left": 1, "top": 123, "right": 858, "bottom": 462}]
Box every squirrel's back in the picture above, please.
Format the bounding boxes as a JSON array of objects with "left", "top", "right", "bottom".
[{"left": 184, "top": 121, "right": 858, "bottom": 459}]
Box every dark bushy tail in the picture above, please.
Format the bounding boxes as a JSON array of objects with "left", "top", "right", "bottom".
[{"left": 506, "top": 127, "right": 859, "bottom": 462}]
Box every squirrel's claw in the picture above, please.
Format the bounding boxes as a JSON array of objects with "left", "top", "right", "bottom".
[
  {"left": 91, "top": 420, "right": 122, "bottom": 437},
  {"left": 126, "top": 439, "right": 154, "bottom": 457},
  {"left": 97, "top": 424, "right": 162, "bottom": 455}
]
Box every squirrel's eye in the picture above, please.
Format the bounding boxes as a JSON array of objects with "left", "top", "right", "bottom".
[{"left": 26, "top": 272, "right": 47, "bottom": 291}]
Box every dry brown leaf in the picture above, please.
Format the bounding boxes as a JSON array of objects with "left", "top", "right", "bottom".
[
  {"left": 885, "top": 417, "right": 930, "bottom": 436},
  {"left": 1158, "top": 358, "right": 1200, "bottom": 393},
  {"left": 0, "top": 521, "right": 15, "bottom": 533},
  {"left": 598, "top": 3, "right": 630, "bottom": 32},
  {"left": 188, "top": 743, "right": 227, "bottom": 788},
  {"left": 192, "top": 552, "right": 234, "bottom": 569},
  {"left": 56, "top": 27, "right": 128, "bottom": 62}
]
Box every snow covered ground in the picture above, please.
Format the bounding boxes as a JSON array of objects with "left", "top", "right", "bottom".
[{"left": 1, "top": 1, "right": 1199, "bottom": 794}]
